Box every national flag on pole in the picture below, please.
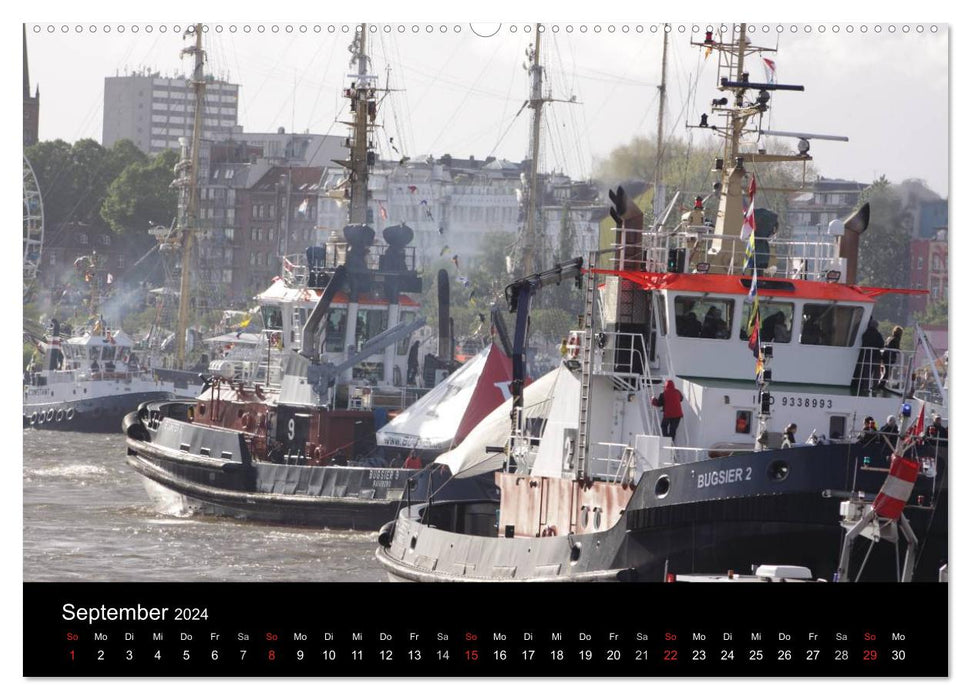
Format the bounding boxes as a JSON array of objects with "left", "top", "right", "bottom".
[
  {"left": 762, "top": 58, "right": 777, "bottom": 84},
  {"left": 741, "top": 175, "right": 757, "bottom": 271}
]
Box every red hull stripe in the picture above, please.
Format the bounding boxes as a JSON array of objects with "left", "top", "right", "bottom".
[{"left": 590, "top": 269, "right": 926, "bottom": 303}]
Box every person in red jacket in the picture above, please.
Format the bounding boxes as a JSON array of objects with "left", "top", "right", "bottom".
[
  {"left": 403, "top": 450, "right": 423, "bottom": 470},
  {"left": 651, "top": 379, "right": 685, "bottom": 442}
]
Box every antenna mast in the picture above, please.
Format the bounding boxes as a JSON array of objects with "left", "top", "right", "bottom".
[
  {"left": 345, "top": 24, "right": 374, "bottom": 225},
  {"left": 174, "top": 23, "right": 206, "bottom": 369}
]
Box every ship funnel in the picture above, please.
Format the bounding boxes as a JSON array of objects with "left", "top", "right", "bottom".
[
  {"left": 437, "top": 269, "right": 451, "bottom": 360},
  {"left": 607, "top": 185, "right": 644, "bottom": 271},
  {"left": 838, "top": 202, "right": 870, "bottom": 285}
]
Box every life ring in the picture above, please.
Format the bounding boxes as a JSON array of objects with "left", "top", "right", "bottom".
[
  {"left": 30, "top": 412, "right": 37, "bottom": 425},
  {"left": 65, "top": 407, "right": 75, "bottom": 421},
  {"left": 46, "top": 409, "right": 55, "bottom": 422},
  {"left": 241, "top": 413, "right": 253, "bottom": 430},
  {"left": 55, "top": 409, "right": 64, "bottom": 422},
  {"left": 313, "top": 446, "right": 324, "bottom": 463},
  {"left": 36, "top": 411, "right": 44, "bottom": 424},
  {"left": 541, "top": 525, "right": 558, "bottom": 537}
]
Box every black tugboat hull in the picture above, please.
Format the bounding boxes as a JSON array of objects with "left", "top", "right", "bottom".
[
  {"left": 124, "top": 407, "right": 498, "bottom": 531},
  {"left": 23, "top": 391, "right": 175, "bottom": 433},
  {"left": 377, "top": 443, "right": 947, "bottom": 582}
]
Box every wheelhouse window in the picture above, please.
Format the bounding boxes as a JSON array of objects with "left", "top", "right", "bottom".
[
  {"left": 261, "top": 305, "right": 283, "bottom": 330},
  {"left": 397, "top": 311, "right": 416, "bottom": 354},
  {"left": 799, "top": 304, "right": 863, "bottom": 347},
  {"left": 324, "top": 309, "right": 347, "bottom": 353},
  {"left": 739, "top": 301, "right": 794, "bottom": 343},
  {"left": 355, "top": 308, "right": 389, "bottom": 348},
  {"left": 673, "top": 296, "right": 733, "bottom": 339}
]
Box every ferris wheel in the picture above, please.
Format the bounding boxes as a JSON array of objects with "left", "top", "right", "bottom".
[{"left": 23, "top": 155, "right": 44, "bottom": 299}]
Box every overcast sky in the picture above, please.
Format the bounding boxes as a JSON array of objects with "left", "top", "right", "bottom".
[{"left": 23, "top": 20, "right": 948, "bottom": 197}]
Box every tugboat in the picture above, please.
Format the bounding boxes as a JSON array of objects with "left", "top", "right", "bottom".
[
  {"left": 376, "top": 25, "right": 947, "bottom": 582},
  {"left": 23, "top": 318, "right": 200, "bottom": 433},
  {"left": 123, "top": 25, "right": 497, "bottom": 529}
]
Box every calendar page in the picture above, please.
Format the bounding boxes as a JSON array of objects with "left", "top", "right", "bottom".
[{"left": 22, "top": 16, "right": 949, "bottom": 680}]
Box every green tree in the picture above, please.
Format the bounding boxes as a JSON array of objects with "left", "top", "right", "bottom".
[
  {"left": 24, "top": 138, "right": 147, "bottom": 228},
  {"left": 101, "top": 149, "right": 179, "bottom": 237},
  {"left": 594, "top": 134, "right": 813, "bottom": 227},
  {"left": 916, "top": 299, "right": 947, "bottom": 326},
  {"left": 856, "top": 177, "right": 913, "bottom": 324}
]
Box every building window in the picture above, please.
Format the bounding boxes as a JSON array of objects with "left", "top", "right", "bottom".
[
  {"left": 79, "top": 234, "right": 88, "bottom": 245},
  {"left": 917, "top": 256, "right": 924, "bottom": 270}
]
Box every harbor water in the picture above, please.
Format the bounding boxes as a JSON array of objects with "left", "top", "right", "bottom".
[{"left": 22, "top": 430, "right": 383, "bottom": 582}]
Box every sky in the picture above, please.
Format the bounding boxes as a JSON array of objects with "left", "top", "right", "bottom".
[{"left": 22, "top": 19, "right": 949, "bottom": 197}]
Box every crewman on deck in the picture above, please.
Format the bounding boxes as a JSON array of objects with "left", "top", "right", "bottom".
[
  {"left": 781, "top": 423, "right": 798, "bottom": 448},
  {"left": 651, "top": 380, "right": 685, "bottom": 443},
  {"left": 404, "top": 450, "right": 422, "bottom": 470}
]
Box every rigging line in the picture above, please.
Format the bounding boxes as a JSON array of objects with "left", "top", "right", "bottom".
[
  {"left": 425, "top": 39, "right": 506, "bottom": 155},
  {"left": 389, "top": 33, "right": 417, "bottom": 158},
  {"left": 378, "top": 33, "right": 410, "bottom": 163},
  {"left": 240, "top": 33, "right": 300, "bottom": 130},
  {"left": 561, "top": 67, "right": 587, "bottom": 178},
  {"left": 490, "top": 48, "right": 519, "bottom": 162},
  {"left": 575, "top": 39, "right": 651, "bottom": 140},
  {"left": 485, "top": 112, "right": 524, "bottom": 162},
  {"left": 403, "top": 36, "right": 470, "bottom": 129},
  {"left": 549, "top": 34, "right": 583, "bottom": 179},
  {"left": 265, "top": 38, "right": 329, "bottom": 133},
  {"left": 227, "top": 32, "right": 248, "bottom": 126}
]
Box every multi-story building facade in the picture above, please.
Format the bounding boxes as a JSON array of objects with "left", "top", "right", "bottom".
[
  {"left": 908, "top": 232, "right": 948, "bottom": 317},
  {"left": 102, "top": 71, "right": 240, "bottom": 155},
  {"left": 785, "top": 178, "right": 868, "bottom": 277},
  {"left": 318, "top": 154, "right": 601, "bottom": 268}
]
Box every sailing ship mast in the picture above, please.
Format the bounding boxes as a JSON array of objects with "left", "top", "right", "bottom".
[
  {"left": 652, "top": 26, "right": 669, "bottom": 224},
  {"left": 521, "top": 24, "right": 545, "bottom": 277},
  {"left": 174, "top": 23, "right": 207, "bottom": 369}
]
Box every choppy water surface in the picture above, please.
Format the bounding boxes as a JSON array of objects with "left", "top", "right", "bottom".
[{"left": 23, "top": 430, "right": 383, "bottom": 582}]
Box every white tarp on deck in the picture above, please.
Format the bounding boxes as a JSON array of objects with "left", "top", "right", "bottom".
[
  {"left": 376, "top": 344, "right": 512, "bottom": 451},
  {"left": 439, "top": 364, "right": 575, "bottom": 478}
]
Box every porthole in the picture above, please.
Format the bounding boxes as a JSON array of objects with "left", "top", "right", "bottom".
[
  {"left": 768, "top": 460, "right": 790, "bottom": 481},
  {"left": 581, "top": 507, "right": 589, "bottom": 528},
  {"left": 654, "top": 475, "right": 671, "bottom": 498},
  {"left": 594, "top": 509, "right": 602, "bottom": 529}
]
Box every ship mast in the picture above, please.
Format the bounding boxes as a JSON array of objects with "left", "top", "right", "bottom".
[
  {"left": 174, "top": 24, "right": 207, "bottom": 369},
  {"left": 345, "top": 25, "right": 372, "bottom": 225},
  {"left": 521, "top": 24, "right": 544, "bottom": 277},
  {"left": 652, "top": 26, "right": 669, "bottom": 224}
]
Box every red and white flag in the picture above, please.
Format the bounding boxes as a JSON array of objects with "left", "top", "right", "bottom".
[{"left": 762, "top": 57, "right": 777, "bottom": 84}]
